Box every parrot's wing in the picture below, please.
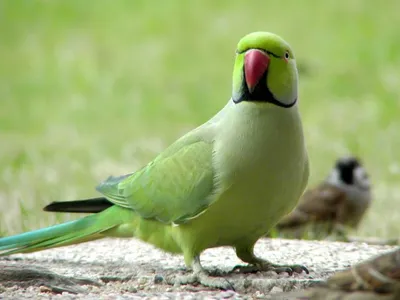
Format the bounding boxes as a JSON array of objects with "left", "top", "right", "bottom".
[{"left": 96, "top": 132, "right": 217, "bottom": 224}]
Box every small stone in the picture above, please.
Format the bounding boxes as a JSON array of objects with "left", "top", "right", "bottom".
[
  {"left": 269, "top": 286, "right": 283, "bottom": 294},
  {"left": 220, "top": 290, "right": 235, "bottom": 298},
  {"left": 243, "top": 278, "right": 252, "bottom": 289},
  {"left": 166, "top": 287, "right": 173, "bottom": 292},
  {"left": 154, "top": 274, "right": 164, "bottom": 284},
  {"left": 254, "top": 290, "right": 265, "bottom": 298},
  {"left": 138, "top": 276, "right": 148, "bottom": 285},
  {"left": 125, "top": 286, "right": 138, "bottom": 293},
  {"left": 39, "top": 286, "right": 52, "bottom": 293}
]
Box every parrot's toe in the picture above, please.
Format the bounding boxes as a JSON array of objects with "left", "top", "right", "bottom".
[
  {"left": 232, "top": 264, "right": 260, "bottom": 273},
  {"left": 232, "top": 262, "right": 309, "bottom": 275},
  {"left": 264, "top": 262, "right": 309, "bottom": 275},
  {"left": 280, "top": 264, "right": 309, "bottom": 275},
  {"left": 166, "top": 271, "right": 235, "bottom": 290}
]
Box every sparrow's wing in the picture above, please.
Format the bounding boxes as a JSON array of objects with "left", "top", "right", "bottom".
[
  {"left": 335, "top": 193, "right": 371, "bottom": 229},
  {"left": 277, "top": 183, "right": 346, "bottom": 229}
]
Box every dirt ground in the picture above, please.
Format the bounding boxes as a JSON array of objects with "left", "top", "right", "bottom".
[{"left": 0, "top": 238, "right": 396, "bottom": 299}]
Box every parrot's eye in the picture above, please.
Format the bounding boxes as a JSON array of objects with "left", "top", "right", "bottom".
[{"left": 284, "top": 51, "right": 290, "bottom": 60}]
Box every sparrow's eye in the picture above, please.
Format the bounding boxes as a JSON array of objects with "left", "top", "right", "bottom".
[{"left": 284, "top": 51, "right": 290, "bottom": 60}]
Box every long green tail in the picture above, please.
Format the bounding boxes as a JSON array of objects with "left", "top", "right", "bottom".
[{"left": 0, "top": 205, "right": 126, "bottom": 256}]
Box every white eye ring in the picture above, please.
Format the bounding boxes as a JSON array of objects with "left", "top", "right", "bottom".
[{"left": 284, "top": 51, "right": 290, "bottom": 59}]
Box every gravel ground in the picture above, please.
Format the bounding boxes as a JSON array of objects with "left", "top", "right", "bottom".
[{"left": 0, "top": 238, "right": 396, "bottom": 299}]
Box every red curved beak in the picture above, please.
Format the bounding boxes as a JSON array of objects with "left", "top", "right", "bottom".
[{"left": 244, "top": 49, "right": 270, "bottom": 93}]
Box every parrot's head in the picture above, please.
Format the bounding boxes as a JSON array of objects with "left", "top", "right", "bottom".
[{"left": 232, "top": 32, "right": 298, "bottom": 108}]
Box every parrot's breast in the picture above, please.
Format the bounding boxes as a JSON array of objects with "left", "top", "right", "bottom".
[{"left": 177, "top": 103, "right": 309, "bottom": 252}]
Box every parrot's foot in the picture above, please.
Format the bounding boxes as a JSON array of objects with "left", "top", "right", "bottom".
[
  {"left": 168, "top": 271, "right": 234, "bottom": 290},
  {"left": 232, "top": 262, "right": 309, "bottom": 275},
  {"left": 234, "top": 246, "right": 309, "bottom": 276},
  {"left": 166, "top": 256, "right": 234, "bottom": 290}
]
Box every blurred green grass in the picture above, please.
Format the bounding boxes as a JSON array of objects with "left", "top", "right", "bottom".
[{"left": 0, "top": 0, "right": 399, "bottom": 239}]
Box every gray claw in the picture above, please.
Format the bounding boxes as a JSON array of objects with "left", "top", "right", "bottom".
[
  {"left": 167, "top": 271, "right": 235, "bottom": 290},
  {"left": 232, "top": 263, "right": 309, "bottom": 276}
]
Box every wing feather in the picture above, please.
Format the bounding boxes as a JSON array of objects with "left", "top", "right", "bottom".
[{"left": 96, "top": 134, "right": 216, "bottom": 224}]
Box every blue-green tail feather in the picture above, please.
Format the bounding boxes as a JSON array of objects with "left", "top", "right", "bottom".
[{"left": 0, "top": 206, "right": 126, "bottom": 256}]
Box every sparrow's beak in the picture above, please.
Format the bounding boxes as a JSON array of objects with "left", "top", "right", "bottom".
[{"left": 244, "top": 49, "right": 270, "bottom": 93}]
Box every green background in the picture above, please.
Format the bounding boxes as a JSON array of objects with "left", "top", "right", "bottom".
[{"left": 1, "top": 0, "right": 399, "bottom": 239}]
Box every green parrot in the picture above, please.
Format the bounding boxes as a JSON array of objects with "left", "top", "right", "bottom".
[{"left": 0, "top": 31, "right": 309, "bottom": 290}]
